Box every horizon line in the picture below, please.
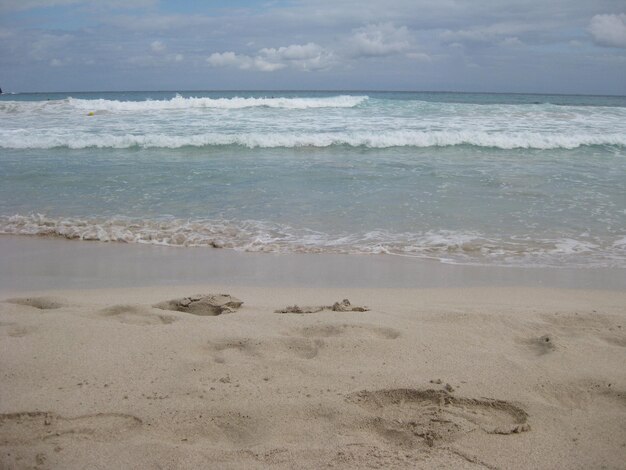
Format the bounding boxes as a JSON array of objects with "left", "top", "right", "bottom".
[{"left": 3, "top": 89, "right": 626, "bottom": 98}]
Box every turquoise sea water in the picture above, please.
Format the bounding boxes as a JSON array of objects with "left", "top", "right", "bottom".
[{"left": 1, "top": 91, "right": 625, "bottom": 267}]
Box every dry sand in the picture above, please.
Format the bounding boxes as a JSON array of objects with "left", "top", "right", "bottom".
[{"left": 1, "top": 284, "right": 625, "bottom": 469}]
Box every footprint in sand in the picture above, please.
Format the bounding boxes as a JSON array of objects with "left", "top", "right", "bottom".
[
  {"left": 297, "top": 323, "right": 400, "bottom": 340},
  {"left": 600, "top": 386, "right": 626, "bottom": 406},
  {"left": 602, "top": 335, "right": 626, "bottom": 347},
  {"left": 4, "top": 296, "right": 66, "bottom": 310},
  {"left": 0, "top": 322, "right": 38, "bottom": 338},
  {"left": 347, "top": 388, "right": 529, "bottom": 449},
  {"left": 210, "top": 338, "right": 260, "bottom": 362},
  {"left": 531, "top": 377, "right": 626, "bottom": 410},
  {"left": 540, "top": 312, "right": 626, "bottom": 348},
  {"left": 5, "top": 325, "right": 38, "bottom": 338},
  {"left": 98, "top": 305, "right": 177, "bottom": 326},
  {"left": 576, "top": 380, "right": 626, "bottom": 407},
  {"left": 279, "top": 338, "right": 323, "bottom": 359},
  {"left": 209, "top": 337, "right": 324, "bottom": 362},
  {"left": 518, "top": 334, "right": 557, "bottom": 356},
  {"left": 210, "top": 411, "right": 265, "bottom": 446},
  {"left": 0, "top": 411, "right": 142, "bottom": 446},
  {"left": 167, "top": 410, "right": 265, "bottom": 446}
]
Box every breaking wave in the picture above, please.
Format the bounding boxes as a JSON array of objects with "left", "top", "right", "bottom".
[
  {"left": 1, "top": 214, "right": 624, "bottom": 267},
  {"left": 0, "top": 94, "right": 368, "bottom": 113},
  {"left": 2, "top": 130, "right": 625, "bottom": 150}
]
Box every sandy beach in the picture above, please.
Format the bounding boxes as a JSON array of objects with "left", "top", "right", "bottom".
[
  {"left": 1, "top": 239, "right": 625, "bottom": 469},
  {"left": 3, "top": 1, "right": 625, "bottom": 466}
]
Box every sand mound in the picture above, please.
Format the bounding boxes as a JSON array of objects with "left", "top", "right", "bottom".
[
  {"left": 153, "top": 294, "right": 242, "bottom": 316},
  {"left": 99, "top": 305, "right": 177, "bottom": 325},
  {"left": 5, "top": 296, "right": 65, "bottom": 310}
]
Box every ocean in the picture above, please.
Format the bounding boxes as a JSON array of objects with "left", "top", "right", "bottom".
[{"left": 0, "top": 90, "right": 625, "bottom": 267}]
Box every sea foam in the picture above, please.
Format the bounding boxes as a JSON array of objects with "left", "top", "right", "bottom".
[
  {"left": 1, "top": 214, "right": 624, "bottom": 267},
  {"left": 2, "top": 93, "right": 625, "bottom": 150},
  {"left": 1, "top": 130, "right": 625, "bottom": 150},
  {"left": 0, "top": 94, "right": 368, "bottom": 113}
]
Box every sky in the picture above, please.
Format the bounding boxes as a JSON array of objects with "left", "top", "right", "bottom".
[{"left": 1, "top": 0, "right": 625, "bottom": 94}]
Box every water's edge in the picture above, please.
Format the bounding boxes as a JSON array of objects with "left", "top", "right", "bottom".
[{"left": 1, "top": 235, "right": 624, "bottom": 293}]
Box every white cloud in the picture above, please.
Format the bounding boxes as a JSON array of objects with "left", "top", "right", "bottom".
[
  {"left": 440, "top": 22, "right": 540, "bottom": 45},
  {"left": 260, "top": 43, "right": 322, "bottom": 61},
  {"left": 259, "top": 43, "right": 335, "bottom": 70},
  {"left": 250, "top": 58, "right": 286, "bottom": 72},
  {"left": 347, "top": 23, "right": 411, "bottom": 57},
  {"left": 4, "top": 0, "right": 626, "bottom": 94},
  {"left": 207, "top": 51, "right": 241, "bottom": 67},
  {"left": 207, "top": 42, "right": 333, "bottom": 72},
  {"left": 150, "top": 40, "right": 165, "bottom": 52},
  {"left": 207, "top": 51, "right": 286, "bottom": 72},
  {"left": 589, "top": 13, "right": 626, "bottom": 48}
]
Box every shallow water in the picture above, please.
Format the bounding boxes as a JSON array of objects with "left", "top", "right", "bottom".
[{"left": 1, "top": 91, "right": 625, "bottom": 267}]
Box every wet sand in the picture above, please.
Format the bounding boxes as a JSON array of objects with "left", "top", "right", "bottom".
[{"left": 2, "top": 235, "right": 625, "bottom": 292}]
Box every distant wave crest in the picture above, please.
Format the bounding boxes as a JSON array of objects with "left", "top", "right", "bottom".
[
  {"left": 2, "top": 130, "right": 625, "bottom": 150},
  {"left": 0, "top": 94, "right": 368, "bottom": 113}
]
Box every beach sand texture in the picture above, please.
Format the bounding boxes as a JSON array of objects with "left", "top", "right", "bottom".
[{"left": 1, "top": 285, "right": 625, "bottom": 469}]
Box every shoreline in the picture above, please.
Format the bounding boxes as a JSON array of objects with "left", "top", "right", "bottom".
[{"left": 1, "top": 235, "right": 625, "bottom": 293}]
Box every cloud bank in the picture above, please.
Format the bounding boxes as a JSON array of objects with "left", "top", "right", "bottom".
[
  {"left": 0, "top": 1, "right": 624, "bottom": 93},
  {"left": 589, "top": 14, "right": 626, "bottom": 48}
]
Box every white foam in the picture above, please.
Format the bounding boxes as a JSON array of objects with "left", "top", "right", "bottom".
[
  {"left": 1, "top": 214, "right": 624, "bottom": 267},
  {"left": 2, "top": 130, "right": 625, "bottom": 150},
  {"left": 551, "top": 238, "right": 598, "bottom": 254},
  {"left": 0, "top": 94, "right": 368, "bottom": 113},
  {"left": 2, "top": 95, "right": 625, "bottom": 151},
  {"left": 612, "top": 236, "right": 626, "bottom": 249}
]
